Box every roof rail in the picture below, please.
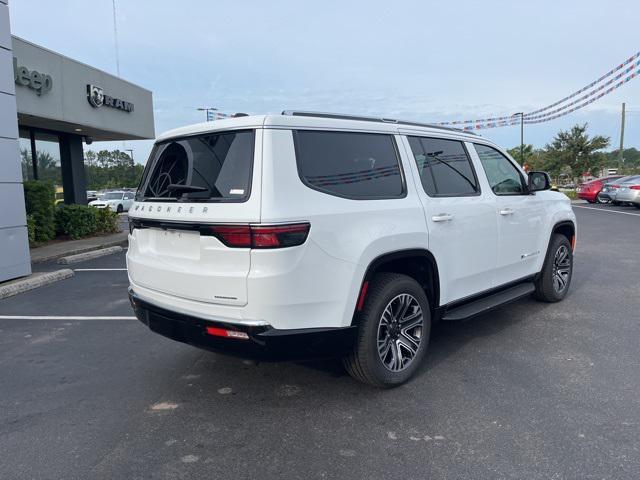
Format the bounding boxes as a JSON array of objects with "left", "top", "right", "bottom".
[{"left": 281, "top": 110, "right": 477, "bottom": 135}]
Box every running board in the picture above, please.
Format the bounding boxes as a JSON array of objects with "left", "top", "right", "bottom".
[{"left": 441, "top": 282, "right": 535, "bottom": 321}]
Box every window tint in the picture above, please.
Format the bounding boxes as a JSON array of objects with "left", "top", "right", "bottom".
[
  {"left": 294, "top": 130, "right": 404, "bottom": 199},
  {"left": 294, "top": 130, "right": 404, "bottom": 198},
  {"left": 407, "top": 137, "right": 478, "bottom": 196},
  {"left": 140, "top": 130, "right": 254, "bottom": 202},
  {"left": 474, "top": 144, "right": 526, "bottom": 195}
]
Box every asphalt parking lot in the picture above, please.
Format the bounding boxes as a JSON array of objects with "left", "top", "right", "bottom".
[{"left": 1, "top": 205, "right": 639, "bottom": 480}]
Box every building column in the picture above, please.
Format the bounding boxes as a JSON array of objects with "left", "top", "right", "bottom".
[
  {"left": 59, "top": 133, "right": 87, "bottom": 205},
  {"left": 0, "top": 0, "right": 32, "bottom": 281}
]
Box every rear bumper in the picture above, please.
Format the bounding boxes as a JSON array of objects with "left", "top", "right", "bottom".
[
  {"left": 129, "top": 289, "right": 357, "bottom": 361},
  {"left": 615, "top": 191, "right": 640, "bottom": 203},
  {"left": 577, "top": 191, "right": 597, "bottom": 201}
]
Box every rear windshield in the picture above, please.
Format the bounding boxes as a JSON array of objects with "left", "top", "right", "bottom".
[{"left": 138, "top": 129, "right": 255, "bottom": 202}]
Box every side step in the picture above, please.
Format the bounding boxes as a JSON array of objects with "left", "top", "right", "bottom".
[{"left": 441, "top": 282, "right": 535, "bottom": 321}]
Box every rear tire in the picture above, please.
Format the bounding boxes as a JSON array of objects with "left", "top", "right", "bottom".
[
  {"left": 535, "top": 234, "right": 573, "bottom": 302},
  {"left": 117, "top": 204, "right": 123, "bottom": 214},
  {"left": 343, "top": 273, "right": 431, "bottom": 388}
]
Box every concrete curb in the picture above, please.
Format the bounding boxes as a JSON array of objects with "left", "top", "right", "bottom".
[
  {"left": 31, "top": 238, "right": 128, "bottom": 264},
  {"left": 57, "top": 246, "right": 123, "bottom": 265},
  {"left": 0, "top": 269, "right": 75, "bottom": 300}
]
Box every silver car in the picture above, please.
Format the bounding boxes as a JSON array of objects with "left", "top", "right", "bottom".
[
  {"left": 614, "top": 176, "right": 640, "bottom": 208},
  {"left": 598, "top": 175, "right": 640, "bottom": 204}
]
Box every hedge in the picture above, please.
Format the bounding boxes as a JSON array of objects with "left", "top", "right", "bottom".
[
  {"left": 26, "top": 214, "right": 36, "bottom": 245},
  {"left": 23, "top": 181, "right": 56, "bottom": 242},
  {"left": 55, "top": 205, "right": 120, "bottom": 240}
]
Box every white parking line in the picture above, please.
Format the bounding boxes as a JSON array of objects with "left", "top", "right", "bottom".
[
  {"left": 573, "top": 205, "right": 640, "bottom": 216},
  {"left": 74, "top": 268, "right": 127, "bottom": 272},
  {"left": 0, "top": 315, "right": 136, "bottom": 320}
]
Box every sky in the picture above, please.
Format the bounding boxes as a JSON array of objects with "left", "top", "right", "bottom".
[{"left": 9, "top": 0, "right": 640, "bottom": 164}]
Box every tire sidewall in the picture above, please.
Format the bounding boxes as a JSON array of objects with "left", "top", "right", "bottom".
[
  {"left": 540, "top": 235, "right": 573, "bottom": 301},
  {"left": 359, "top": 275, "right": 431, "bottom": 386}
]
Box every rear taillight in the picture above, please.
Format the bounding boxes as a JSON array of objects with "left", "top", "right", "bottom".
[
  {"left": 612, "top": 184, "right": 620, "bottom": 188},
  {"left": 631, "top": 185, "right": 640, "bottom": 190},
  {"left": 209, "top": 223, "right": 310, "bottom": 249}
]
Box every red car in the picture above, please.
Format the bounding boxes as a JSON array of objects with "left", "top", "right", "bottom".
[{"left": 577, "top": 175, "right": 623, "bottom": 203}]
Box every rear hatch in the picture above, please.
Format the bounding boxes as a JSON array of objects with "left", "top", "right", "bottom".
[{"left": 127, "top": 128, "right": 261, "bottom": 306}]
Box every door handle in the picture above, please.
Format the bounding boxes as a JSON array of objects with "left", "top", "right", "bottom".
[
  {"left": 432, "top": 213, "right": 453, "bottom": 222},
  {"left": 499, "top": 208, "right": 515, "bottom": 216}
]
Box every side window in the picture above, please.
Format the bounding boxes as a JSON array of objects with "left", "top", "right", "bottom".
[
  {"left": 474, "top": 144, "right": 526, "bottom": 195},
  {"left": 407, "top": 136, "right": 479, "bottom": 196},
  {"left": 294, "top": 130, "right": 404, "bottom": 199}
]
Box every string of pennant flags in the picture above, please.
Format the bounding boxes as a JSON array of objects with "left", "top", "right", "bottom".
[{"left": 438, "top": 50, "right": 640, "bottom": 131}]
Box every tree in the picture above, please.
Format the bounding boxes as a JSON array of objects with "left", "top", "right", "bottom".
[
  {"left": 544, "top": 124, "right": 610, "bottom": 180},
  {"left": 507, "top": 144, "right": 535, "bottom": 166},
  {"left": 83, "top": 149, "right": 143, "bottom": 190}
]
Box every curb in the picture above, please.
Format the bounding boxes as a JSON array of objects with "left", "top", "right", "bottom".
[
  {"left": 31, "top": 238, "right": 128, "bottom": 264},
  {"left": 57, "top": 246, "right": 123, "bottom": 265},
  {"left": 0, "top": 269, "right": 75, "bottom": 300}
]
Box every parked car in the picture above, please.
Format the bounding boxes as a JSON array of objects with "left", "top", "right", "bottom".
[
  {"left": 613, "top": 176, "right": 640, "bottom": 209},
  {"left": 89, "top": 190, "right": 135, "bottom": 213},
  {"left": 576, "top": 175, "right": 623, "bottom": 203},
  {"left": 86, "top": 190, "right": 99, "bottom": 203},
  {"left": 127, "top": 112, "right": 576, "bottom": 387},
  {"left": 598, "top": 175, "right": 640, "bottom": 204}
]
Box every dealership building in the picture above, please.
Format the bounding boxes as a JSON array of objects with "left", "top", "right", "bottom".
[{"left": 1, "top": 0, "right": 154, "bottom": 282}]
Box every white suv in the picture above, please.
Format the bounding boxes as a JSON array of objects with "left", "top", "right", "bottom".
[{"left": 127, "top": 111, "right": 576, "bottom": 387}]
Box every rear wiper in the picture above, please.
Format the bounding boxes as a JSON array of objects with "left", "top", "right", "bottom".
[{"left": 166, "top": 184, "right": 208, "bottom": 194}]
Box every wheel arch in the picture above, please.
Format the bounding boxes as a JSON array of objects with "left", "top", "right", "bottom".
[
  {"left": 351, "top": 249, "right": 440, "bottom": 325},
  {"left": 552, "top": 220, "right": 576, "bottom": 250}
]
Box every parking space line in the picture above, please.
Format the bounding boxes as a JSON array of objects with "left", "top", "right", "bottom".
[
  {"left": 0, "top": 315, "right": 136, "bottom": 320},
  {"left": 573, "top": 205, "right": 640, "bottom": 216},
  {"left": 74, "top": 268, "right": 127, "bottom": 272}
]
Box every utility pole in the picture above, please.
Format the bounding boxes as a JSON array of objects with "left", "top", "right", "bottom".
[
  {"left": 125, "top": 149, "right": 134, "bottom": 162},
  {"left": 618, "top": 102, "right": 626, "bottom": 168},
  {"left": 197, "top": 107, "right": 218, "bottom": 122}
]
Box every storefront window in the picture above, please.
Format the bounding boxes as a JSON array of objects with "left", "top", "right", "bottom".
[{"left": 19, "top": 129, "right": 62, "bottom": 187}]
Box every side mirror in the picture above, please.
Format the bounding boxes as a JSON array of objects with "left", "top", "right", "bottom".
[{"left": 528, "top": 171, "right": 551, "bottom": 192}]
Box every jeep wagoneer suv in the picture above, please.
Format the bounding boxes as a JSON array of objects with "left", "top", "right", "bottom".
[{"left": 127, "top": 111, "right": 576, "bottom": 387}]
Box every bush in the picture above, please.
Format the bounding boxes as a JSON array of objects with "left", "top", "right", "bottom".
[
  {"left": 26, "top": 214, "right": 36, "bottom": 245},
  {"left": 55, "top": 204, "right": 99, "bottom": 239},
  {"left": 95, "top": 208, "right": 120, "bottom": 234},
  {"left": 23, "top": 181, "right": 56, "bottom": 242}
]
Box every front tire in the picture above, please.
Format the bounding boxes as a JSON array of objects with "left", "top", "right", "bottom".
[
  {"left": 343, "top": 273, "right": 431, "bottom": 388},
  {"left": 116, "top": 204, "right": 123, "bottom": 214},
  {"left": 535, "top": 234, "right": 573, "bottom": 302}
]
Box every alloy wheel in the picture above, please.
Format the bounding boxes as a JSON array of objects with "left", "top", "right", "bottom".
[
  {"left": 376, "top": 294, "right": 424, "bottom": 372},
  {"left": 552, "top": 245, "right": 571, "bottom": 294}
]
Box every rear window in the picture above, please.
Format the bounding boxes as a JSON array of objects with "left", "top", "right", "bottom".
[
  {"left": 138, "top": 130, "right": 254, "bottom": 202},
  {"left": 293, "top": 130, "right": 405, "bottom": 199}
]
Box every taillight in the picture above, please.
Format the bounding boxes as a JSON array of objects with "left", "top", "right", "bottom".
[
  {"left": 631, "top": 185, "right": 640, "bottom": 190},
  {"left": 208, "top": 225, "right": 252, "bottom": 247},
  {"left": 612, "top": 184, "right": 620, "bottom": 188},
  {"left": 209, "top": 223, "right": 310, "bottom": 249}
]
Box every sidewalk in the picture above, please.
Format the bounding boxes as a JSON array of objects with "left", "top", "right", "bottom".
[{"left": 30, "top": 231, "right": 128, "bottom": 264}]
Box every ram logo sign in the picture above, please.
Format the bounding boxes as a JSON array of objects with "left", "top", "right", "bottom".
[{"left": 87, "top": 84, "right": 134, "bottom": 112}]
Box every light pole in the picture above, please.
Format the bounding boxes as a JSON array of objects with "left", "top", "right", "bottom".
[
  {"left": 514, "top": 112, "right": 524, "bottom": 165},
  {"left": 125, "top": 149, "right": 134, "bottom": 161},
  {"left": 197, "top": 107, "right": 218, "bottom": 122}
]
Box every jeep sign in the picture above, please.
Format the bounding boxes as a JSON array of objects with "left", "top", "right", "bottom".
[
  {"left": 87, "top": 84, "right": 134, "bottom": 113},
  {"left": 13, "top": 57, "right": 53, "bottom": 96}
]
